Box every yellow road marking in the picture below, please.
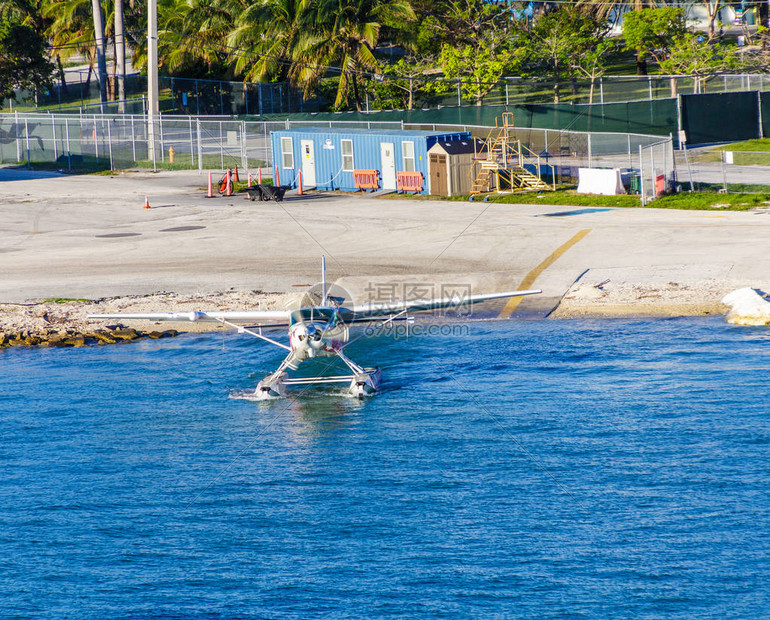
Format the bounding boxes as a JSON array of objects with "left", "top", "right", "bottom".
[{"left": 498, "top": 228, "right": 592, "bottom": 319}]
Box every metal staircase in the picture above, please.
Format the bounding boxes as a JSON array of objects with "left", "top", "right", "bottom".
[{"left": 470, "top": 112, "right": 555, "bottom": 195}]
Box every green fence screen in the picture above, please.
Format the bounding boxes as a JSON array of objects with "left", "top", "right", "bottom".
[
  {"left": 680, "top": 92, "right": 761, "bottom": 145},
  {"left": 761, "top": 92, "right": 770, "bottom": 139},
  {"left": 253, "top": 99, "right": 678, "bottom": 137}
]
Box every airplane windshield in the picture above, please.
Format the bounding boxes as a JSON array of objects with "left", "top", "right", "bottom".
[{"left": 290, "top": 307, "right": 337, "bottom": 325}]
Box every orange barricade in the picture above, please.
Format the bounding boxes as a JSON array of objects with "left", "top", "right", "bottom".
[
  {"left": 655, "top": 174, "right": 666, "bottom": 196},
  {"left": 396, "top": 171, "right": 423, "bottom": 192},
  {"left": 353, "top": 169, "right": 379, "bottom": 190}
]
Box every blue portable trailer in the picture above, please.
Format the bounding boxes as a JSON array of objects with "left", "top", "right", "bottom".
[{"left": 270, "top": 127, "right": 472, "bottom": 194}]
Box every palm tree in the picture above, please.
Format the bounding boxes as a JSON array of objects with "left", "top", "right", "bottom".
[
  {"left": 294, "top": 0, "right": 415, "bottom": 110},
  {"left": 226, "top": 0, "right": 309, "bottom": 83}
]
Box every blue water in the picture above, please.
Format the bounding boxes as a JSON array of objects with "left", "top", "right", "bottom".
[{"left": 1, "top": 318, "right": 769, "bottom": 618}]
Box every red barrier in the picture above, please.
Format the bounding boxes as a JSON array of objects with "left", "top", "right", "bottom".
[
  {"left": 655, "top": 174, "right": 665, "bottom": 196},
  {"left": 396, "top": 171, "right": 423, "bottom": 192},
  {"left": 353, "top": 169, "right": 379, "bottom": 190}
]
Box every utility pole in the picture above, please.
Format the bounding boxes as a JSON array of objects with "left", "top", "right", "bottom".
[
  {"left": 147, "top": 0, "right": 159, "bottom": 164},
  {"left": 115, "top": 0, "right": 125, "bottom": 112},
  {"left": 91, "top": 0, "right": 108, "bottom": 107}
]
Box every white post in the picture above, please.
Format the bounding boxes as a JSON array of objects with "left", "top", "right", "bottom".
[
  {"left": 600, "top": 78, "right": 604, "bottom": 105},
  {"left": 15, "top": 112, "right": 21, "bottom": 163},
  {"left": 65, "top": 117, "right": 71, "bottom": 170},
  {"left": 107, "top": 118, "right": 114, "bottom": 170},
  {"left": 639, "top": 145, "right": 645, "bottom": 206},
  {"left": 648, "top": 76, "right": 653, "bottom": 100},
  {"left": 131, "top": 115, "right": 136, "bottom": 161},
  {"left": 587, "top": 133, "right": 592, "bottom": 168},
  {"left": 24, "top": 119, "right": 30, "bottom": 167},
  {"left": 189, "top": 116, "right": 195, "bottom": 167},
  {"left": 159, "top": 114, "right": 165, "bottom": 163},
  {"left": 197, "top": 119, "right": 203, "bottom": 173},
  {"left": 219, "top": 121, "right": 224, "bottom": 169},
  {"left": 52, "top": 119, "right": 58, "bottom": 162},
  {"left": 505, "top": 84, "right": 509, "bottom": 106},
  {"left": 241, "top": 120, "right": 247, "bottom": 172},
  {"left": 147, "top": 0, "right": 159, "bottom": 165}
]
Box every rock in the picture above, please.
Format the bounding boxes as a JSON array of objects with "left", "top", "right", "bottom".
[
  {"left": 88, "top": 330, "right": 117, "bottom": 344},
  {"left": 148, "top": 331, "right": 164, "bottom": 339},
  {"left": 64, "top": 336, "right": 86, "bottom": 347},
  {"left": 46, "top": 333, "right": 68, "bottom": 347},
  {"left": 163, "top": 330, "right": 179, "bottom": 338},
  {"left": 722, "top": 287, "right": 770, "bottom": 326},
  {"left": 23, "top": 336, "right": 40, "bottom": 346},
  {"left": 110, "top": 327, "right": 141, "bottom": 341}
]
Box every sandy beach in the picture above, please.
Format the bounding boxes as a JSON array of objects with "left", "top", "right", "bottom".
[{"left": 2, "top": 167, "right": 769, "bottom": 337}]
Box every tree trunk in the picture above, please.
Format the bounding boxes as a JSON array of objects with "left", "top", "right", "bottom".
[
  {"left": 636, "top": 54, "right": 647, "bottom": 76},
  {"left": 588, "top": 78, "right": 595, "bottom": 105},
  {"left": 553, "top": 61, "right": 560, "bottom": 103},
  {"left": 351, "top": 73, "right": 362, "bottom": 112},
  {"left": 57, "top": 55, "right": 68, "bottom": 97},
  {"left": 91, "top": 0, "right": 108, "bottom": 104},
  {"left": 115, "top": 0, "right": 126, "bottom": 112}
]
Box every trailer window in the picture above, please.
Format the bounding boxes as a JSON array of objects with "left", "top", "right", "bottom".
[
  {"left": 402, "top": 141, "right": 415, "bottom": 172},
  {"left": 341, "top": 139, "right": 354, "bottom": 171},
  {"left": 281, "top": 137, "right": 293, "bottom": 169}
]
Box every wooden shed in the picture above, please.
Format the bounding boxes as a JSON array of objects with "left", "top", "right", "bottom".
[{"left": 428, "top": 138, "right": 486, "bottom": 196}]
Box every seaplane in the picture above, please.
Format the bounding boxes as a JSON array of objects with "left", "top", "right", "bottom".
[{"left": 89, "top": 259, "right": 541, "bottom": 399}]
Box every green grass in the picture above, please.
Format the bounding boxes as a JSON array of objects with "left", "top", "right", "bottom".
[
  {"left": 41, "top": 297, "right": 91, "bottom": 304},
  {"left": 714, "top": 138, "right": 770, "bottom": 152},
  {"left": 386, "top": 187, "right": 770, "bottom": 211}
]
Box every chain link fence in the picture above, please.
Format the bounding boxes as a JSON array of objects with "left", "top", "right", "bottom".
[
  {"left": 5, "top": 73, "right": 770, "bottom": 116},
  {"left": 0, "top": 112, "right": 716, "bottom": 202}
]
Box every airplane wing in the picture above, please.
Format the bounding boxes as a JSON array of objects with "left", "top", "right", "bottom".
[
  {"left": 88, "top": 310, "right": 292, "bottom": 323},
  {"left": 349, "top": 289, "right": 542, "bottom": 318}
]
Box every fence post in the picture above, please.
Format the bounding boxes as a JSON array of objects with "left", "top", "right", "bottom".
[
  {"left": 587, "top": 132, "right": 592, "bottom": 168},
  {"left": 258, "top": 82, "right": 263, "bottom": 116},
  {"left": 94, "top": 115, "right": 99, "bottom": 160},
  {"left": 600, "top": 78, "right": 604, "bottom": 105},
  {"left": 648, "top": 76, "right": 653, "bottom": 100},
  {"left": 131, "top": 115, "right": 136, "bottom": 161},
  {"left": 197, "top": 119, "right": 203, "bottom": 173},
  {"left": 15, "top": 111, "right": 21, "bottom": 163},
  {"left": 159, "top": 114, "right": 165, "bottom": 163},
  {"left": 65, "top": 117, "right": 71, "bottom": 170},
  {"left": 505, "top": 84, "right": 509, "bottom": 106},
  {"left": 675, "top": 94, "right": 684, "bottom": 149},
  {"left": 52, "top": 118, "right": 58, "bottom": 163},
  {"left": 219, "top": 121, "right": 224, "bottom": 169},
  {"left": 627, "top": 133, "right": 632, "bottom": 168},
  {"left": 107, "top": 118, "right": 114, "bottom": 170},
  {"left": 241, "top": 120, "right": 248, "bottom": 172},
  {"left": 189, "top": 116, "right": 195, "bottom": 167},
  {"left": 24, "top": 119, "right": 30, "bottom": 168},
  {"left": 457, "top": 80, "right": 461, "bottom": 107},
  {"left": 639, "top": 145, "right": 645, "bottom": 206},
  {"left": 757, "top": 91, "right": 763, "bottom": 139}
]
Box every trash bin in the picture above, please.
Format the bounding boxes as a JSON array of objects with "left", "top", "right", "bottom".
[{"left": 630, "top": 174, "right": 641, "bottom": 195}]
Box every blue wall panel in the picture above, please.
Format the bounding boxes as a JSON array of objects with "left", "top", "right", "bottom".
[{"left": 270, "top": 128, "right": 471, "bottom": 193}]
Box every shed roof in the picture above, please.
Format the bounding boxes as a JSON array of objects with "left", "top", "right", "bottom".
[
  {"left": 273, "top": 126, "right": 468, "bottom": 138},
  {"left": 429, "top": 138, "right": 486, "bottom": 155}
]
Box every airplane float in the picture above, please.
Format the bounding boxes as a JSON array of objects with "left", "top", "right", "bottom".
[{"left": 89, "top": 259, "right": 541, "bottom": 399}]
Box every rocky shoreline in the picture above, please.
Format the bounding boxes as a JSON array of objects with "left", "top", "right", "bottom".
[
  {"left": 0, "top": 326, "right": 178, "bottom": 349},
  {"left": 0, "top": 290, "right": 294, "bottom": 349}
]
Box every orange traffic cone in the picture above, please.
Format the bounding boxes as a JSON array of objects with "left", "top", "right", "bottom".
[
  {"left": 257, "top": 168, "right": 262, "bottom": 184},
  {"left": 233, "top": 164, "right": 240, "bottom": 183},
  {"left": 275, "top": 166, "right": 280, "bottom": 187},
  {"left": 143, "top": 196, "right": 151, "bottom": 209},
  {"left": 298, "top": 169, "right": 303, "bottom": 195},
  {"left": 225, "top": 169, "right": 232, "bottom": 197},
  {"left": 247, "top": 170, "right": 252, "bottom": 186},
  {"left": 206, "top": 171, "right": 214, "bottom": 198}
]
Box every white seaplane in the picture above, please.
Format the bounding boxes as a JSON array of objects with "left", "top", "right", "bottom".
[{"left": 89, "top": 259, "right": 541, "bottom": 399}]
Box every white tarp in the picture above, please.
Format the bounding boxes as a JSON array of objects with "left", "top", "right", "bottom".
[{"left": 577, "top": 168, "right": 626, "bottom": 195}]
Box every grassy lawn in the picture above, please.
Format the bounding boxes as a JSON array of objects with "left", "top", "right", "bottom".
[{"left": 386, "top": 187, "right": 770, "bottom": 211}]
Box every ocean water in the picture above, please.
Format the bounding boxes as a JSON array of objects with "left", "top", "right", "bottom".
[{"left": 1, "top": 317, "right": 769, "bottom": 618}]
